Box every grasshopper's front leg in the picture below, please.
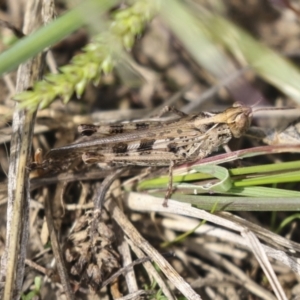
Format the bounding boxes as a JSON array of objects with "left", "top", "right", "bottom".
[{"left": 163, "top": 161, "right": 175, "bottom": 207}]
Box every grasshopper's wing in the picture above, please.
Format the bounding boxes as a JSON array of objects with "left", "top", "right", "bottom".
[
  {"left": 42, "top": 116, "right": 212, "bottom": 169},
  {"left": 82, "top": 124, "right": 232, "bottom": 167},
  {"left": 78, "top": 117, "right": 183, "bottom": 137}
]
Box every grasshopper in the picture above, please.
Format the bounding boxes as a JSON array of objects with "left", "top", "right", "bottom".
[{"left": 31, "top": 102, "right": 254, "bottom": 205}]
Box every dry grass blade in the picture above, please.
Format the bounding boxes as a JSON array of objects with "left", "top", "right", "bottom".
[
  {"left": 125, "top": 236, "right": 175, "bottom": 300},
  {"left": 0, "top": 1, "right": 54, "bottom": 299},
  {"left": 106, "top": 197, "right": 202, "bottom": 300},
  {"left": 160, "top": 214, "right": 300, "bottom": 275},
  {"left": 115, "top": 228, "right": 138, "bottom": 295},
  {"left": 241, "top": 229, "right": 287, "bottom": 300},
  {"left": 127, "top": 193, "right": 244, "bottom": 231},
  {"left": 185, "top": 239, "right": 276, "bottom": 300},
  {"left": 126, "top": 193, "right": 299, "bottom": 298},
  {"left": 44, "top": 193, "right": 74, "bottom": 300},
  {"left": 221, "top": 213, "right": 300, "bottom": 255}
]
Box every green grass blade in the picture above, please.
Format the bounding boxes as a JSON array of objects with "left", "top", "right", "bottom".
[
  {"left": 137, "top": 160, "right": 300, "bottom": 190},
  {"left": 276, "top": 214, "right": 300, "bottom": 233},
  {"left": 229, "top": 160, "right": 300, "bottom": 176},
  {"left": 192, "top": 165, "right": 232, "bottom": 192},
  {"left": 233, "top": 170, "right": 300, "bottom": 187},
  {"left": 167, "top": 193, "right": 300, "bottom": 211},
  {"left": 0, "top": 0, "right": 117, "bottom": 75}
]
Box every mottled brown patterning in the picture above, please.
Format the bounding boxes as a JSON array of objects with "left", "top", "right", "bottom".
[
  {"left": 30, "top": 103, "right": 253, "bottom": 172},
  {"left": 30, "top": 102, "right": 255, "bottom": 206}
]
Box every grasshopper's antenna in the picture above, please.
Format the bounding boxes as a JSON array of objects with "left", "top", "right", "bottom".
[
  {"left": 251, "top": 98, "right": 262, "bottom": 108},
  {"left": 252, "top": 106, "right": 295, "bottom": 113}
]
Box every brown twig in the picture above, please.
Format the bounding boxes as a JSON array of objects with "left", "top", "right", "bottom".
[
  {"left": 0, "top": 1, "right": 54, "bottom": 299},
  {"left": 90, "top": 168, "right": 127, "bottom": 243},
  {"left": 44, "top": 193, "right": 74, "bottom": 300}
]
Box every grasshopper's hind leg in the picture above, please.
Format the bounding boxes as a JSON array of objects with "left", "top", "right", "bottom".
[{"left": 158, "top": 106, "right": 188, "bottom": 118}]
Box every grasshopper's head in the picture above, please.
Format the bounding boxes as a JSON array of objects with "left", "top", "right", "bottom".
[
  {"left": 225, "top": 103, "right": 252, "bottom": 138},
  {"left": 193, "top": 102, "right": 253, "bottom": 137}
]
